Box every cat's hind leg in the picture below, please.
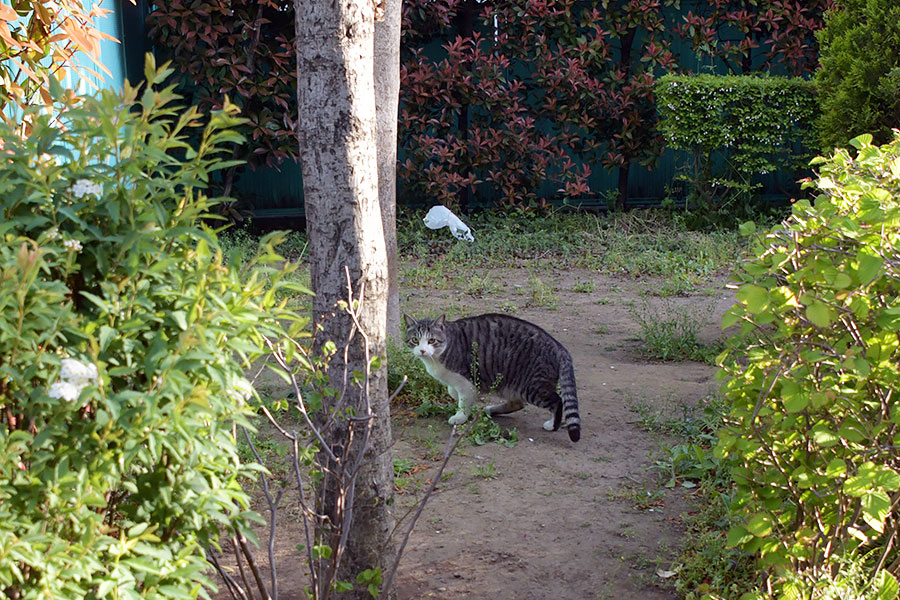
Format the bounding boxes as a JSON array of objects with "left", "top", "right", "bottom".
[
  {"left": 544, "top": 396, "right": 563, "bottom": 431},
  {"left": 530, "top": 391, "right": 562, "bottom": 432},
  {"left": 485, "top": 396, "right": 524, "bottom": 417}
]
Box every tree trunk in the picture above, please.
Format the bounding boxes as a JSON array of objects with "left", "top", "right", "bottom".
[
  {"left": 616, "top": 161, "right": 630, "bottom": 212},
  {"left": 375, "top": 0, "right": 402, "bottom": 343},
  {"left": 295, "top": 2, "right": 396, "bottom": 598}
]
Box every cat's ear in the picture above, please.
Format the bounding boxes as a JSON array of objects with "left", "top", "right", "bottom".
[
  {"left": 435, "top": 314, "right": 446, "bottom": 327},
  {"left": 402, "top": 313, "right": 414, "bottom": 329}
]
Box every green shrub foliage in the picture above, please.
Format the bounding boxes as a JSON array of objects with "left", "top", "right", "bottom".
[
  {"left": 815, "top": 0, "right": 900, "bottom": 151},
  {"left": 0, "top": 58, "right": 303, "bottom": 599},
  {"left": 718, "top": 133, "right": 900, "bottom": 597},
  {"left": 656, "top": 74, "right": 817, "bottom": 218}
]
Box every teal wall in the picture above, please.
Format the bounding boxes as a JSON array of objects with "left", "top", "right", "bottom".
[{"left": 65, "top": 0, "right": 128, "bottom": 93}]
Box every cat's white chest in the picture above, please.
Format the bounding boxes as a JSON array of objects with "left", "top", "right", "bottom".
[
  {"left": 417, "top": 356, "right": 476, "bottom": 399},
  {"left": 419, "top": 356, "right": 454, "bottom": 385}
]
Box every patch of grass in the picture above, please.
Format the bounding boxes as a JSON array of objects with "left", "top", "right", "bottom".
[
  {"left": 608, "top": 482, "right": 665, "bottom": 510},
  {"left": 526, "top": 273, "right": 558, "bottom": 309},
  {"left": 593, "top": 210, "right": 744, "bottom": 279},
  {"left": 460, "top": 270, "right": 501, "bottom": 297},
  {"left": 647, "top": 274, "right": 702, "bottom": 298},
  {"left": 573, "top": 279, "right": 596, "bottom": 293},
  {"left": 631, "top": 394, "right": 755, "bottom": 600},
  {"left": 498, "top": 300, "right": 518, "bottom": 313},
  {"left": 398, "top": 208, "right": 601, "bottom": 268},
  {"left": 393, "top": 458, "right": 415, "bottom": 477},
  {"left": 393, "top": 457, "right": 423, "bottom": 493},
  {"left": 471, "top": 461, "right": 498, "bottom": 480},
  {"left": 627, "top": 300, "right": 721, "bottom": 362},
  {"left": 674, "top": 480, "right": 756, "bottom": 600},
  {"left": 400, "top": 261, "right": 450, "bottom": 289},
  {"left": 629, "top": 397, "right": 696, "bottom": 437},
  {"left": 396, "top": 209, "right": 746, "bottom": 303}
]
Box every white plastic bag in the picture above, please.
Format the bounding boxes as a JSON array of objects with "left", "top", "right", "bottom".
[{"left": 422, "top": 205, "right": 474, "bottom": 242}]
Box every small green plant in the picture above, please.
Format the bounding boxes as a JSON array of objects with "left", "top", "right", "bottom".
[
  {"left": 627, "top": 300, "right": 719, "bottom": 362},
  {"left": 499, "top": 300, "right": 519, "bottom": 313},
  {"left": 674, "top": 480, "right": 757, "bottom": 600},
  {"left": 527, "top": 273, "right": 558, "bottom": 309},
  {"left": 461, "top": 270, "right": 501, "bottom": 297},
  {"left": 623, "top": 484, "right": 665, "bottom": 511},
  {"left": 629, "top": 399, "right": 692, "bottom": 436},
  {"left": 573, "top": 279, "right": 596, "bottom": 293},
  {"left": 392, "top": 458, "right": 419, "bottom": 493},
  {"left": 467, "top": 410, "right": 518, "bottom": 447},
  {"left": 471, "top": 461, "right": 498, "bottom": 480},
  {"left": 393, "top": 458, "right": 416, "bottom": 477},
  {"left": 387, "top": 341, "right": 448, "bottom": 411}
]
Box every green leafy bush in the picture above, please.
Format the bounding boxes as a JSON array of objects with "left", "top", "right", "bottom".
[
  {"left": 656, "top": 74, "right": 817, "bottom": 225},
  {"left": 0, "top": 58, "right": 304, "bottom": 599},
  {"left": 815, "top": 0, "right": 900, "bottom": 151},
  {"left": 717, "top": 133, "right": 900, "bottom": 597}
]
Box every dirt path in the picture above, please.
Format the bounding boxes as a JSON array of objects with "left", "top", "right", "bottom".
[
  {"left": 213, "top": 266, "right": 735, "bottom": 600},
  {"left": 391, "top": 267, "right": 735, "bottom": 599}
]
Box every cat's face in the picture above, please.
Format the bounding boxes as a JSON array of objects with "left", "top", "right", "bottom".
[{"left": 404, "top": 315, "right": 447, "bottom": 359}]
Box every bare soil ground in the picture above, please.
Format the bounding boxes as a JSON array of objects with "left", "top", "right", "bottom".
[{"left": 214, "top": 264, "right": 736, "bottom": 600}]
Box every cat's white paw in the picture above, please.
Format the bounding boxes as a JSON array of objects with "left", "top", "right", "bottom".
[
  {"left": 542, "top": 418, "right": 555, "bottom": 431},
  {"left": 448, "top": 411, "right": 468, "bottom": 425}
]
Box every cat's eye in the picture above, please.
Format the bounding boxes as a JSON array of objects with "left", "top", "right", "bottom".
[{"left": 428, "top": 338, "right": 437, "bottom": 345}]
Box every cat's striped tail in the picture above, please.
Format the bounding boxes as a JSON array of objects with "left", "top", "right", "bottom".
[{"left": 558, "top": 350, "right": 581, "bottom": 442}]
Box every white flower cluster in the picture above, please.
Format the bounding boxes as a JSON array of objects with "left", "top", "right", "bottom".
[
  {"left": 63, "top": 239, "right": 83, "bottom": 252},
  {"left": 45, "top": 227, "right": 60, "bottom": 241},
  {"left": 48, "top": 358, "right": 99, "bottom": 402},
  {"left": 226, "top": 377, "right": 254, "bottom": 404},
  {"left": 70, "top": 179, "right": 102, "bottom": 199}
]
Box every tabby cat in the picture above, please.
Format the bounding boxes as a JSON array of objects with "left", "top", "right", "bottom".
[{"left": 403, "top": 313, "right": 581, "bottom": 442}]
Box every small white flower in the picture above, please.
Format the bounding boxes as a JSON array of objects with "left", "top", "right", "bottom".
[
  {"left": 227, "top": 377, "right": 254, "bottom": 403},
  {"left": 49, "top": 380, "right": 82, "bottom": 402},
  {"left": 63, "top": 239, "right": 83, "bottom": 252},
  {"left": 70, "top": 179, "right": 102, "bottom": 199},
  {"left": 45, "top": 227, "right": 60, "bottom": 241},
  {"left": 49, "top": 358, "right": 98, "bottom": 403},
  {"left": 60, "top": 358, "right": 98, "bottom": 384}
]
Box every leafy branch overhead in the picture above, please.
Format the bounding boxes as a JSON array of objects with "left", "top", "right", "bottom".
[{"left": 0, "top": 0, "right": 122, "bottom": 134}]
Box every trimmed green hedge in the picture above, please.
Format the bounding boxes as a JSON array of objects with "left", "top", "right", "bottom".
[{"left": 656, "top": 74, "right": 817, "bottom": 216}]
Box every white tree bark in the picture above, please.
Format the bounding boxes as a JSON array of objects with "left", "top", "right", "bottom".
[
  {"left": 295, "top": 1, "right": 396, "bottom": 597},
  {"left": 375, "top": 0, "right": 402, "bottom": 343}
]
